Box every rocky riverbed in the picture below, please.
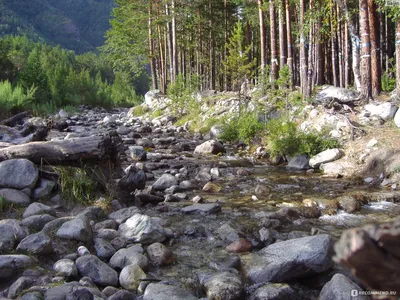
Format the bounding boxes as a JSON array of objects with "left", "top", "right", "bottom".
[{"left": 0, "top": 102, "right": 399, "bottom": 300}]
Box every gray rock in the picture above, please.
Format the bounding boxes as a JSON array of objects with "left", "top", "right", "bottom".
[
  {"left": 117, "top": 165, "right": 146, "bottom": 193},
  {"left": 108, "top": 290, "right": 137, "bottom": 300},
  {"left": 21, "top": 214, "right": 56, "bottom": 231},
  {"left": 76, "top": 254, "right": 118, "bottom": 287},
  {"left": 94, "top": 219, "right": 117, "bottom": 232},
  {"left": 365, "top": 102, "right": 398, "bottom": 121},
  {"left": 152, "top": 174, "right": 178, "bottom": 191},
  {"left": 32, "top": 179, "right": 56, "bottom": 200},
  {"left": 199, "top": 270, "right": 243, "bottom": 300},
  {"left": 144, "top": 90, "right": 160, "bottom": 106},
  {"left": 16, "top": 232, "right": 53, "bottom": 255},
  {"left": 0, "top": 188, "right": 31, "bottom": 206},
  {"left": 249, "top": 283, "right": 297, "bottom": 300},
  {"left": 45, "top": 282, "right": 77, "bottom": 300},
  {"left": 66, "top": 288, "right": 95, "bottom": 300},
  {"left": 108, "top": 207, "right": 140, "bottom": 225},
  {"left": 146, "top": 242, "right": 174, "bottom": 266},
  {"left": 23, "top": 202, "right": 55, "bottom": 219},
  {"left": 143, "top": 283, "right": 197, "bottom": 300},
  {"left": 7, "top": 276, "right": 33, "bottom": 299},
  {"left": 0, "top": 159, "right": 39, "bottom": 189},
  {"left": 210, "top": 125, "right": 224, "bottom": 139},
  {"left": 0, "top": 219, "right": 28, "bottom": 241},
  {"left": 194, "top": 140, "right": 225, "bottom": 155},
  {"left": 217, "top": 223, "right": 241, "bottom": 243},
  {"left": 21, "top": 291, "right": 44, "bottom": 300},
  {"left": 56, "top": 216, "right": 92, "bottom": 242},
  {"left": 129, "top": 146, "right": 147, "bottom": 161},
  {"left": 119, "top": 264, "right": 146, "bottom": 290},
  {"left": 181, "top": 203, "right": 221, "bottom": 214},
  {"left": 394, "top": 108, "right": 400, "bottom": 128},
  {"left": 96, "top": 229, "right": 120, "bottom": 240},
  {"left": 110, "top": 237, "right": 127, "bottom": 251},
  {"left": 315, "top": 86, "right": 359, "bottom": 103},
  {"left": 309, "top": 149, "right": 344, "bottom": 168},
  {"left": 94, "top": 238, "right": 115, "bottom": 260},
  {"left": 319, "top": 274, "right": 369, "bottom": 300},
  {"left": 119, "top": 214, "right": 166, "bottom": 244},
  {"left": 243, "top": 234, "right": 334, "bottom": 284},
  {"left": 287, "top": 155, "right": 310, "bottom": 170},
  {"left": 109, "top": 245, "right": 148, "bottom": 271},
  {"left": 0, "top": 255, "right": 32, "bottom": 280},
  {"left": 77, "top": 206, "right": 106, "bottom": 222},
  {"left": 41, "top": 217, "right": 74, "bottom": 235},
  {"left": 0, "top": 223, "right": 18, "bottom": 253},
  {"left": 117, "top": 126, "right": 131, "bottom": 135},
  {"left": 54, "top": 259, "right": 78, "bottom": 278}
]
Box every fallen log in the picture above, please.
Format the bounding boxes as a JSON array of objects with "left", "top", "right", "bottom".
[
  {"left": 0, "top": 132, "right": 122, "bottom": 165},
  {"left": 0, "top": 111, "right": 30, "bottom": 127}
]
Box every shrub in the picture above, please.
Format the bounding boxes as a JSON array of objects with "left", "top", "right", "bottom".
[
  {"left": 0, "top": 80, "right": 36, "bottom": 117},
  {"left": 220, "top": 111, "right": 264, "bottom": 143}
]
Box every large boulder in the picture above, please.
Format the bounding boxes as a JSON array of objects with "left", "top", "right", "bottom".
[
  {"left": 144, "top": 90, "right": 160, "bottom": 106},
  {"left": 243, "top": 234, "right": 334, "bottom": 284},
  {"left": 0, "top": 188, "right": 31, "bottom": 206},
  {"left": 319, "top": 274, "right": 369, "bottom": 300},
  {"left": 364, "top": 102, "right": 398, "bottom": 121},
  {"left": 22, "top": 202, "right": 55, "bottom": 219},
  {"left": 309, "top": 149, "right": 344, "bottom": 168},
  {"left": 194, "top": 140, "right": 225, "bottom": 155},
  {"left": 76, "top": 254, "right": 118, "bottom": 287},
  {"left": 287, "top": 155, "right": 310, "bottom": 170},
  {"left": 16, "top": 232, "right": 53, "bottom": 255},
  {"left": 143, "top": 283, "right": 197, "bottom": 300},
  {"left": 152, "top": 174, "right": 178, "bottom": 191},
  {"left": 118, "top": 214, "right": 166, "bottom": 244},
  {"left": 315, "top": 86, "right": 359, "bottom": 103},
  {"left": 0, "top": 159, "right": 39, "bottom": 189},
  {"left": 56, "top": 216, "right": 93, "bottom": 242}
]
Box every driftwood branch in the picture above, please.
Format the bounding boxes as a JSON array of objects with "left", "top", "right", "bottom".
[
  {"left": 0, "top": 111, "right": 30, "bottom": 127},
  {"left": 0, "top": 132, "right": 122, "bottom": 165}
]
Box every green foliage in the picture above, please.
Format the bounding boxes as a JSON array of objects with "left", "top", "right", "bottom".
[
  {"left": 266, "top": 117, "right": 340, "bottom": 157},
  {"left": 131, "top": 105, "right": 148, "bottom": 116},
  {"left": 220, "top": 111, "right": 264, "bottom": 143},
  {"left": 223, "top": 21, "right": 256, "bottom": 91},
  {"left": 0, "top": 80, "right": 36, "bottom": 117},
  {"left": 382, "top": 58, "right": 396, "bottom": 92},
  {"left": 167, "top": 74, "right": 201, "bottom": 115},
  {"left": 0, "top": 196, "right": 8, "bottom": 213},
  {"left": 54, "top": 167, "right": 97, "bottom": 204}
]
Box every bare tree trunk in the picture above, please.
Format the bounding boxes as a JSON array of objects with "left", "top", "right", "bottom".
[
  {"left": 165, "top": 3, "right": 174, "bottom": 84},
  {"left": 359, "top": 0, "right": 372, "bottom": 99},
  {"left": 285, "top": 0, "right": 294, "bottom": 87},
  {"left": 148, "top": 4, "right": 158, "bottom": 90},
  {"left": 396, "top": 21, "right": 400, "bottom": 98},
  {"left": 344, "top": 19, "right": 351, "bottom": 87},
  {"left": 315, "top": 8, "right": 324, "bottom": 86},
  {"left": 157, "top": 25, "right": 166, "bottom": 94},
  {"left": 171, "top": 0, "right": 178, "bottom": 81},
  {"left": 209, "top": 0, "right": 216, "bottom": 90},
  {"left": 270, "top": 0, "right": 279, "bottom": 83},
  {"left": 308, "top": 0, "right": 314, "bottom": 94},
  {"left": 368, "top": 0, "right": 381, "bottom": 96},
  {"left": 278, "top": 0, "right": 287, "bottom": 69},
  {"left": 258, "top": 0, "right": 267, "bottom": 76},
  {"left": 299, "top": 0, "right": 309, "bottom": 97},
  {"left": 379, "top": 12, "right": 386, "bottom": 74},
  {"left": 331, "top": 7, "right": 339, "bottom": 87}
]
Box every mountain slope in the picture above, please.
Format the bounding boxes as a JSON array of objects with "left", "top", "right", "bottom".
[{"left": 0, "top": 0, "right": 114, "bottom": 53}]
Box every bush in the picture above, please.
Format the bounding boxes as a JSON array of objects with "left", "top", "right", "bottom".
[
  {"left": 266, "top": 117, "right": 340, "bottom": 158},
  {"left": 220, "top": 111, "right": 264, "bottom": 143},
  {"left": 0, "top": 80, "right": 36, "bottom": 117}
]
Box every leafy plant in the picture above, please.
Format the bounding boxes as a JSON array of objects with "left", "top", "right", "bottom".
[
  {"left": 0, "top": 80, "right": 36, "bottom": 117},
  {"left": 382, "top": 58, "right": 396, "bottom": 92},
  {"left": 220, "top": 111, "right": 264, "bottom": 143}
]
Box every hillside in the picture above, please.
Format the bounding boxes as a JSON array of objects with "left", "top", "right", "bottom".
[{"left": 0, "top": 0, "right": 114, "bottom": 53}]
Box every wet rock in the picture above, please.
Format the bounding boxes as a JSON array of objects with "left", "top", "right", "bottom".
[
  {"left": 320, "top": 274, "right": 368, "bottom": 300},
  {"left": 226, "top": 238, "right": 252, "bottom": 253},
  {"left": 32, "top": 179, "right": 56, "bottom": 200},
  {"left": 143, "top": 283, "right": 197, "bottom": 300},
  {"left": 109, "top": 245, "right": 148, "bottom": 271},
  {"left": 146, "top": 242, "right": 175, "bottom": 266},
  {"left": 309, "top": 149, "right": 344, "bottom": 168},
  {"left": 258, "top": 228, "right": 279, "bottom": 246},
  {"left": 334, "top": 218, "right": 400, "bottom": 293},
  {"left": 0, "top": 159, "right": 39, "bottom": 189},
  {"left": 118, "top": 214, "right": 166, "bottom": 244},
  {"left": 287, "top": 231, "right": 310, "bottom": 240},
  {"left": 287, "top": 155, "right": 310, "bottom": 170},
  {"left": 16, "top": 232, "right": 53, "bottom": 255},
  {"left": 76, "top": 254, "right": 118, "bottom": 287},
  {"left": 199, "top": 270, "right": 243, "bottom": 300},
  {"left": 20, "top": 214, "right": 56, "bottom": 231},
  {"left": 56, "top": 216, "right": 93, "bottom": 242},
  {"left": 255, "top": 184, "right": 272, "bottom": 195},
  {"left": 108, "top": 207, "right": 140, "bottom": 225},
  {"left": 337, "top": 196, "right": 361, "bottom": 213},
  {"left": 119, "top": 264, "right": 146, "bottom": 290},
  {"left": 0, "top": 255, "right": 32, "bottom": 280},
  {"left": 152, "top": 174, "right": 178, "bottom": 191},
  {"left": 202, "top": 182, "right": 222, "bottom": 193},
  {"left": 194, "top": 140, "right": 225, "bottom": 155},
  {"left": 129, "top": 146, "right": 147, "bottom": 161},
  {"left": 108, "top": 290, "right": 137, "bottom": 300},
  {"left": 209, "top": 255, "right": 241, "bottom": 271},
  {"left": 7, "top": 276, "right": 34, "bottom": 299},
  {"left": 54, "top": 259, "right": 78, "bottom": 278},
  {"left": 217, "top": 223, "right": 241, "bottom": 243},
  {"left": 237, "top": 167, "right": 251, "bottom": 176},
  {"left": 94, "top": 238, "right": 115, "bottom": 260},
  {"left": 192, "top": 195, "right": 204, "bottom": 203},
  {"left": 0, "top": 188, "right": 31, "bottom": 206},
  {"left": 23, "top": 202, "right": 55, "bottom": 219},
  {"left": 181, "top": 203, "right": 221, "bottom": 215},
  {"left": 243, "top": 234, "right": 334, "bottom": 284},
  {"left": 249, "top": 283, "right": 297, "bottom": 300},
  {"left": 179, "top": 180, "right": 196, "bottom": 191},
  {"left": 365, "top": 102, "right": 398, "bottom": 121}
]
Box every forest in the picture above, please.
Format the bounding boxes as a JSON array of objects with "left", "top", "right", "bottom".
[{"left": 103, "top": 0, "right": 400, "bottom": 101}]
